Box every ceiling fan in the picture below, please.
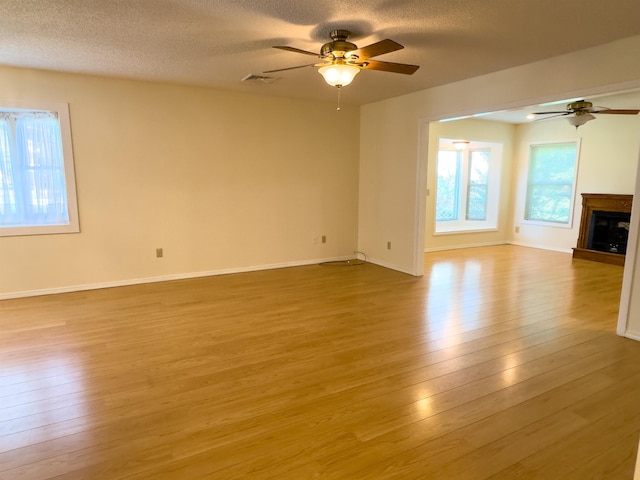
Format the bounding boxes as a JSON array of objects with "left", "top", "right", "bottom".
[
  {"left": 264, "top": 29, "right": 420, "bottom": 88},
  {"left": 529, "top": 100, "right": 640, "bottom": 128}
]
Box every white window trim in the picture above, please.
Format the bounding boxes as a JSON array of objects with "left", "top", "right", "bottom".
[
  {"left": 0, "top": 100, "right": 79, "bottom": 237},
  {"left": 435, "top": 139, "right": 503, "bottom": 234},
  {"left": 521, "top": 139, "right": 581, "bottom": 229},
  {"left": 434, "top": 225, "right": 499, "bottom": 236}
]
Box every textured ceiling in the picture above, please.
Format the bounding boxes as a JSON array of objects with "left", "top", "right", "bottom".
[
  {"left": 1, "top": 0, "right": 640, "bottom": 105},
  {"left": 472, "top": 89, "right": 640, "bottom": 125}
]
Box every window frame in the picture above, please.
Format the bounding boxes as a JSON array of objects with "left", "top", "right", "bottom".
[
  {"left": 0, "top": 100, "right": 79, "bottom": 237},
  {"left": 435, "top": 148, "right": 462, "bottom": 222},
  {"left": 522, "top": 139, "right": 581, "bottom": 228},
  {"left": 466, "top": 148, "right": 490, "bottom": 221},
  {"left": 434, "top": 139, "right": 503, "bottom": 234}
]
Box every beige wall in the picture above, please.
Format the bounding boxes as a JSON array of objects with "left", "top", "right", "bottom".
[
  {"left": 511, "top": 102, "right": 640, "bottom": 252},
  {"left": 425, "top": 119, "right": 516, "bottom": 251},
  {"left": 0, "top": 67, "right": 360, "bottom": 297},
  {"left": 3, "top": 35, "right": 640, "bottom": 338},
  {"left": 359, "top": 35, "right": 640, "bottom": 276},
  {"left": 425, "top": 92, "right": 640, "bottom": 253},
  {"left": 357, "top": 35, "right": 640, "bottom": 337}
]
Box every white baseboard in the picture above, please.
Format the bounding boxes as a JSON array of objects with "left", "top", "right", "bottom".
[
  {"left": 424, "top": 240, "right": 572, "bottom": 255},
  {"left": 507, "top": 240, "right": 572, "bottom": 254},
  {"left": 365, "top": 257, "right": 416, "bottom": 276},
  {"left": 0, "top": 255, "right": 353, "bottom": 300},
  {"left": 424, "top": 240, "right": 507, "bottom": 253},
  {"left": 0, "top": 243, "right": 579, "bottom": 300},
  {"left": 624, "top": 331, "right": 640, "bottom": 342}
]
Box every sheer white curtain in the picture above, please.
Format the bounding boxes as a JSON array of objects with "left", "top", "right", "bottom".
[
  {"left": 0, "top": 113, "right": 69, "bottom": 227},
  {"left": 0, "top": 118, "right": 17, "bottom": 223}
]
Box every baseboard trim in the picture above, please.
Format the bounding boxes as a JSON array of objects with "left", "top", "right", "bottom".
[
  {"left": 1, "top": 256, "right": 353, "bottom": 300},
  {"left": 424, "top": 240, "right": 507, "bottom": 253},
  {"left": 366, "top": 257, "right": 416, "bottom": 276},
  {"left": 424, "top": 241, "right": 572, "bottom": 255},
  {"left": 623, "top": 331, "right": 640, "bottom": 342},
  {"left": 508, "top": 241, "right": 572, "bottom": 254}
]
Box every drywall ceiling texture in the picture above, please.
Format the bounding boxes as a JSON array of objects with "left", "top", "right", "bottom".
[{"left": 1, "top": 0, "right": 640, "bottom": 105}]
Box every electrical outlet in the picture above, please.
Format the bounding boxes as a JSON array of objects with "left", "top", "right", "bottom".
[
  {"left": 387, "top": 241, "right": 391, "bottom": 250},
  {"left": 156, "top": 248, "right": 163, "bottom": 258},
  {"left": 322, "top": 235, "right": 326, "bottom": 244}
]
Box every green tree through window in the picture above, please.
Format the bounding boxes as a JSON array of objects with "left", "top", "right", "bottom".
[
  {"left": 436, "top": 149, "right": 460, "bottom": 221},
  {"left": 467, "top": 149, "right": 489, "bottom": 220},
  {"left": 525, "top": 142, "right": 578, "bottom": 224},
  {"left": 434, "top": 140, "right": 502, "bottom": 234}
]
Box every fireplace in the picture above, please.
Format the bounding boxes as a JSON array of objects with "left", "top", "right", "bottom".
[
  {"left": 587, "top": 210, "right": 630, "bottom": 254},
  {"left": 573, "top": 193, "right": 633, "bottom": 265}
]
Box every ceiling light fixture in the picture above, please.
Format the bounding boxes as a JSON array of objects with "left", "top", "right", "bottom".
[
  {"left": 567, "top": 113, "right": 595, "bottom": 128},
  {"left": 318, "top": 64, "right": 360, "bottom": 87},
  {"left": 453, "top": 140, "right": 470, "bottom": 150}
]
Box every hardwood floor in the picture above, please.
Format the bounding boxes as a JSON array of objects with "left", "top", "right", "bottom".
[{"left": 1, "top": 245, "right": 639, "bottom": 479}]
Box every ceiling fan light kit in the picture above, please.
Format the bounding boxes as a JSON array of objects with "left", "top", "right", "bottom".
[
  {"left": 318, "top": 63, "right": 360, "bottom": 87},
  {"left": 265, "top": 29, "right": 419, "bottom": 90},
  {"left": 567, "top": 112, "right": 596, "bottom": 128},
  {"left": 529, "top": 100, "right": 639, "bottom": 128}
]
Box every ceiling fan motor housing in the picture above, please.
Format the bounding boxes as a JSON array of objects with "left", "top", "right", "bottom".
[
  {"left": 569, "top": 100, "right": 593, "bottom": 113},
  {"left": 321, "top": 29, "right": 358, "bottom": 59}
]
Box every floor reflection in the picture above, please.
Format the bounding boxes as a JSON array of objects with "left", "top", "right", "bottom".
[{"left": 0, "top": 353, "right": 90, "bottom": 450}]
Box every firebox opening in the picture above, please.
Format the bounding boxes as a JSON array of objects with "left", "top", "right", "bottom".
[{"left": 587, "top": 210, "right": 631, "bottom": 255}]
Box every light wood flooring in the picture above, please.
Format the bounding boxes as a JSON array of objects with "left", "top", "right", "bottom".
[{"left": 2, "top": 245, "right": 640, "bottom": 479}]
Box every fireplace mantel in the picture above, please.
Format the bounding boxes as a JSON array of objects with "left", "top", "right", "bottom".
[{"left": 572, "top": 193, "right": 633, "bottom": 265}]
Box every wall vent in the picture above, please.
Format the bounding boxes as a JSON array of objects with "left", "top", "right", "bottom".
[{"left": 241, "top": 74, "right": 278, "bottom": 84}]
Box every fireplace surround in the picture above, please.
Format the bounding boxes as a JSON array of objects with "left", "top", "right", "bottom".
[{"left": 572, "top": 193, "right": 633, "bottom": 265}]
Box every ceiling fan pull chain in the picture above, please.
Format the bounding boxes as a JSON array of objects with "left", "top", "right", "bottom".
[{"left": 336, "top": 86, "right": 342, "bottom": 111}]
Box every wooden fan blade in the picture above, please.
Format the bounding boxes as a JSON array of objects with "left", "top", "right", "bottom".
[
  {"left": 350, "top": 39, "right": 404, "bottom": 60},
  {"left": 273, "top": 46, "right": 319, "bottom": 57},
  {"left": 534, "top": 113, "right": 570, "bottom": 121},
  {"left": 592, "top": 109, "right": 640, "bottom": 115},
  {"left": 530, "top": 111, "right": 569, "bottom": 115},
  {"left": 263, "top": 63, "right": 317, "bottom": 73},
  {"left": 361, "top": 59, "right": 419, "bottom": 75}
]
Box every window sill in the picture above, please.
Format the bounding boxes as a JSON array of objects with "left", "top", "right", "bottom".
[
  {"left": 434, "top": 226, "right": 498, "bottom": 235},
  {"left": 0, "top": 224, "right": 80, "bottom": 237},
  {"left": 520, "top": 219, "right": 573, "bottom": 229}
]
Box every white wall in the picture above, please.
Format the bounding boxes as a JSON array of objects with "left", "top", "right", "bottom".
[
  {"left": 0, "top": 67, "right": 360, "bottom": 297},
  {"left": 620, "top": 144, "right": 640, "bottom": 341}
]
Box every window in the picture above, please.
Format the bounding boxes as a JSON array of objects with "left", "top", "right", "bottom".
[
  {"left": 0, "top": 102, "right": 78, "bottom": 236},
  {"left": 466, "top": 149, "right": 490, "bottom": 221},
  {"left": 524, "top": 141, "right": 579, "bottom": 225},
  {"left": 434, "top": 139, "right": 502, "bottom": 233},
  {"left": 435, "top": 149, "right": 460, "bottom": 222}
]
